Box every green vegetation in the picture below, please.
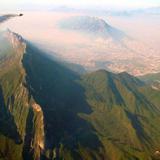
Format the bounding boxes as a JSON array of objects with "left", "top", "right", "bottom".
[{"left": 0, "top": 31, "right": 160, "bottom": 160}]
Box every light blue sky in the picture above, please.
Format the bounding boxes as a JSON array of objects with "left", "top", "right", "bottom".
[{"left": 1, "top": 0, "right": 160, "bottom": 11}]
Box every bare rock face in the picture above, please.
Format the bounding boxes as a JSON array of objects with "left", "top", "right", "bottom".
[
  {"left": 153, "top": 150, "right": 160, "bottom": 160},
  {"left": 30, "top": 103, "right": 45, "bottom": 160}
]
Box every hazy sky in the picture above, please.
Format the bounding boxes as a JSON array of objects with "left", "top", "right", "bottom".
[{"left": 1, "top": 0, "right": 160, "bottom": 11}]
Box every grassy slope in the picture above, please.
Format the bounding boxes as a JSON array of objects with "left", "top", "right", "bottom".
[{"left": 79, "top": 70, "right": 160, "bottom": 160}]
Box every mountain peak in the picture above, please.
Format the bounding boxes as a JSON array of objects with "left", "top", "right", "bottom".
[
  {"left": 59, "top": 16, "right": 126, "bottom": 40},
  {"left": 3, "top": 29, "right": 25, "bottom": 49},
  {"left": 0, "top": 30, "right": 26, "bottom": 69}
]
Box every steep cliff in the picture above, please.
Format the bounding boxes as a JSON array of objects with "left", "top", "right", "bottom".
[{"left": 0, "top": 30, "right": 45, "bottom": 160}]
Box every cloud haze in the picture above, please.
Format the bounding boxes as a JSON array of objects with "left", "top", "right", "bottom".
[{"left": 0, "top": 0, "right": 160, "bottom": 11}]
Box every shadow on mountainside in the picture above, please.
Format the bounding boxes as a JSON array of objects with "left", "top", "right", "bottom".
[{"left": 22, "top": 43, "right": 104, "bottom": 159}]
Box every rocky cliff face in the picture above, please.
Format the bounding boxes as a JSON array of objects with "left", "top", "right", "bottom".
[{"left": 0, "top": 30, "right": 45, "bottom": 160}]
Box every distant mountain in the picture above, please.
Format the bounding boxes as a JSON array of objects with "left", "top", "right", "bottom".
[
  {"left": 58, "top": 15, "right": 160, "bottom": 76},
  {"left": 1, "top": 30, "right": 160, "bottom": 160},
  {"left": 59, "top": 16, "right": 126, "bottom": 41}
]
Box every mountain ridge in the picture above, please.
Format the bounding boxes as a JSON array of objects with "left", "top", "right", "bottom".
[{"left": 0, "top": 30, "right": 160, "bottom": 160}]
